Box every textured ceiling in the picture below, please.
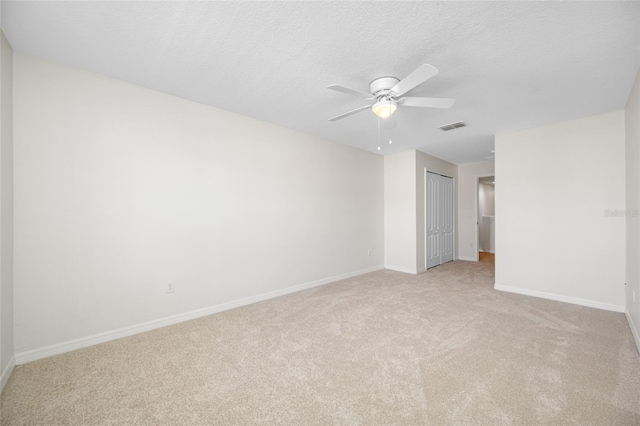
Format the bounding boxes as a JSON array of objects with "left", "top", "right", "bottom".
[{"left": 2, "top": 1, "right": 639, "bottom": 164}]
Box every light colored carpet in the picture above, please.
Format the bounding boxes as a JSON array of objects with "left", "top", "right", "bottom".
[{"left": 2, "top": 256, "right": 640, "bottom": 425}]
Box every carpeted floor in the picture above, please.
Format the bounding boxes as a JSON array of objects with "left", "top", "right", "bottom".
[{"left": 2, "top": 256, "right": 640, "bottom": 425}]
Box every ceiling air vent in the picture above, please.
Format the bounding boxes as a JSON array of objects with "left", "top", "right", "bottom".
[{"left": 438, "top": 121, "right": 466, "bottom": 131}]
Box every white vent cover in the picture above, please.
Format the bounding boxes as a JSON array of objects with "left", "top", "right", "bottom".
[{"left": 438, "top": 121, "right": 466, "bottom": 131}]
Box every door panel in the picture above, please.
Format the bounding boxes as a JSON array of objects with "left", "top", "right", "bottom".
[
  {"left": 440, "top": 176, "right": 454, "bottom": 263},
  {"left": 426, "top": 171, "right": 454, "bottom": 269},
  {"left": 426, "top": 173, "right": 440, "bottom": 269}
]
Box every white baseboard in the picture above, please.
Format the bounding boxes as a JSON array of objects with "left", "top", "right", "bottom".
[
  {"left": 15, "top": 265, "right": 384, "bottom": 365},
  {"left": 626, "top": 310, "right": 640, "bottom": 355},
  {"left": 384, "top": 265, "right": 418, "bottom": 274},
  {"left": 457, "top": 256, "right": 477, "bottom": 262},
  {"left": 494, "top": 284, "right": 625, "bottom": 313},
  {"left": 1, "top": 355, "right": 15, "bottom": 392}
]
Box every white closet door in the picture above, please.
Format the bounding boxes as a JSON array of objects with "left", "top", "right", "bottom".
[
  {"left": 440, "top": 175, "right": 454, "bottom": 263},
  {"left": 426, "top": 172, "right": 455, "bottom": 269},
  {"left": 426, "top": 172, "right": 441, "bottom": 269}
]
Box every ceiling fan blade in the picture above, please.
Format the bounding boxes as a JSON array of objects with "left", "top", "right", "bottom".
[
  {"left": 328, "top": 105, "right": 372, "bottom": 121},
  {"left": 400, "top": 97, "right": 455, "bottom": 108},
  {"left": 327, "top": 84, "right": 373, "bottom": 99},
  {"left": 391, "top": 64, "right": 439, "bottom": 97}
]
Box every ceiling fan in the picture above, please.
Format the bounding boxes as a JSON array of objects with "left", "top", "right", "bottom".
[{"left": 327, "top": 64, "right": 455, "bottom": 121}]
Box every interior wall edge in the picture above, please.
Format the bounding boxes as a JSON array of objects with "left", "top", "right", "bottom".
[
  {"left": 384, "top": 265, "right": 418, "bottom": 275},
  {"left": 625, "top": 310, "right": 640, "bottom": 355},
  {"left": 457, "top": 256, "right": 477, "bottom": 262},
  {"left": 494, "top": 284, "right": 626, "bottom": 313},
  {"left": 0, "top": 27, "right": 14, "bottom": 394},
  {"left": 0, "top": 355, "right": 15, "bottom": 392},
  {"left": 14, "top": 264, "right": 384, "bottom": 365}
]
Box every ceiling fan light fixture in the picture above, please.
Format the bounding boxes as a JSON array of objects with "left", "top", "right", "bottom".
[{"left": 372, "top": 100, "right": 397, "bottom": 118}]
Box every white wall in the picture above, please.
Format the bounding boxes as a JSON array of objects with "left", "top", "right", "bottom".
[
  {"left": 478, "top": 183, "right": 495, "bottom": 253},
  {"left": 495, "top": 110, "right": 626, "bottom": 312},
  {"left": 13, "top": 55, "right": 384, "bottom": 358},
  {"left": 384, "top": 150, "right": 416, "bottom": 273},
  {"left": 478, "top": 183, "right": 494, "bottom": 217},
  {"left": 626, "top": 68, "right": 640, "bottom": 352},
  {"left": 0, "top": 30, "right": 14, "bottom": 390},
  {"left": 457, "top": 161, "right": 495, "bottom": 261},
  {"left": 416, "top": 151, "right": 457, "bottom": 272}
]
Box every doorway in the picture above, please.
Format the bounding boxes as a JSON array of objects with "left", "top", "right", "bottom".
[
  {"left": 426, "top": 171, "right": 454, "bottom": 269},
  {"left": 476, "top": 176, "right": 495, "bottom": 262}
]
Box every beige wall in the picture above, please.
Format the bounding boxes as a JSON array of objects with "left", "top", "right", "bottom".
[
  {"left": 457, "top": 161, "right": 495, "bottom": 261},
  {"left": 13, "top": 55, "right": 384, "bottom": 359},
  {"left": 478, "top": 183, "right": 494, "bottom": 217},
  {"left": 625, "top": 68, "right": 640, "bottom": 352},
  {"left": 495, "top": 110, "right": 626, "bottom": 311},
  {"left": 0, "top": 30, "right": 14, "bottom": 391},
  {"left": 478, "top": 183, "right": 495, "bottom": 253},
  {"left": 384, "top": 150, "right": 417, "bottom": 273}
]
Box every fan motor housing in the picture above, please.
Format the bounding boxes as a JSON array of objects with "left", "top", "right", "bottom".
[{"left": 369, "top": 77, "right": 400, "bottom": 97}]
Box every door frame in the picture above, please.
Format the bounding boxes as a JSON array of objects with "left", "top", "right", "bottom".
[
  {"left": 424, "top": 169, "right": 456, "bottom": 269},
  {"left": 474, "top": 173, "right": 495, "bottom": 262}
]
